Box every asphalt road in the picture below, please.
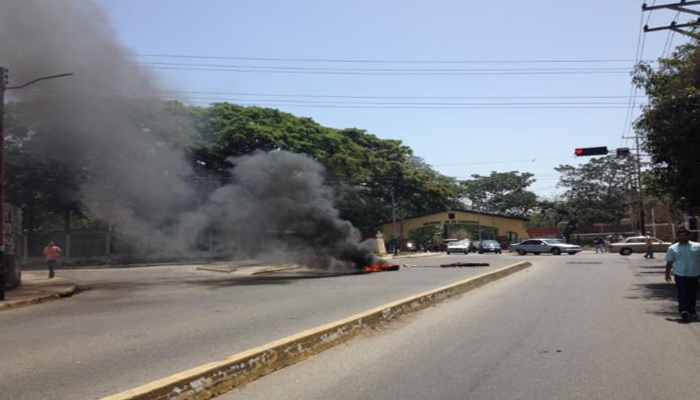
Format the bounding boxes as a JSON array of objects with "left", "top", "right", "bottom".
[
  {"left": 217, "top": 253, "right": 700, "bottom": 400},
  {"left": 0, "top": 252, "right": 516, "bottom": 400}
]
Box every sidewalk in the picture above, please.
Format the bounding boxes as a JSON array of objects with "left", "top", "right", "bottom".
[{"left": 0, "top": 272, "right": 83, "bottom": 311}]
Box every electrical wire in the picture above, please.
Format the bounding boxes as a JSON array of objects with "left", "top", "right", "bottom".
[
  {"left": 131, "top": 53, "right": 646, "bottom": 64},
  {"left": 621, "top": 0, "right": 655, "bottom": 148}
]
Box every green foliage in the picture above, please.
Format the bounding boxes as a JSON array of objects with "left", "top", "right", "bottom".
[
  {"left": 408, "top": 226, "right": 443, "bottom": 248},
  {"left": 2, "top": 99, "right": 468, "bottom": 235},
  {"left": 554, "top": 156, "right": 637, "bottom": 226},
  {"left": 526, "top": 199, "right": 569, "bottom": 228},
  {"left": 460, "top": 171, "right": 537, "bottom": 217},
  {"left": 633, "top": 42, "right": 700, "bottom": 213},
  {"left": 190, "top": 103, "right": 462, "bottom": 231}
]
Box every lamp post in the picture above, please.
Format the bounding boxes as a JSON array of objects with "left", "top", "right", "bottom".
[{"left": 0, "top": 68, "right": 73, "bottom": 300}]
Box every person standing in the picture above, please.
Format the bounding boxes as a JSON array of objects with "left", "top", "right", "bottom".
[
  {"left": 593, "top": 236, "right": 603, "bottom": 253},
  {"left": 644, "top": 231, "right": 654, "bottom": 259},
  {"left": 42, "top": 241, "right": 62, "bottom": 279},
  {"left": 664, "top": 227, "right": 700, "bottom": 322}
]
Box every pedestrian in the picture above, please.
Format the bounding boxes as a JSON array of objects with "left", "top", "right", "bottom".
[
  {"left": 664, "top": 227, "right": 700, "bottom": 322},
  {"left": 644, "top": 231, "right": 654, "bottom": 259},
  {"left": 42, "top": 241, "right": 62, "bottom": 279},
  {"left": 593, "top": 236, "right": 604, "bottom": 253}
]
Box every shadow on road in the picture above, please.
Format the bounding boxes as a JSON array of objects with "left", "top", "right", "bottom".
[{"left": 628, "top": 265, "right": 683, "bottom": 320}]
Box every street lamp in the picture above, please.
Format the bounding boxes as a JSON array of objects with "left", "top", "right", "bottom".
[{"left": 0, "top": 67, "right": 73, "bottom": 300}]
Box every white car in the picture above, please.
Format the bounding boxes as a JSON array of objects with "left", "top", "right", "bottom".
[
  {"left": 511, "top": 238, "right": 582, "bottom": 256},
  {"left": 446, "top": 241, "right": 469, "bottom": 254}
]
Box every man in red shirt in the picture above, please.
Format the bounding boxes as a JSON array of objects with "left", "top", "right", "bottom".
[{"left": 42, "top": 241, "right": 62, "bottom": 279}]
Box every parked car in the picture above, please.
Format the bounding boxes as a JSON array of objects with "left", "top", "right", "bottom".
[
  {"left": 468, "top": 241, "right": 481, "bottom": 253},
  {"left": 446, "top": 241, "right": 469, "bottom": 254},
  {"left": 478, "top": 240, "right": 502, "bottom": 254},
  {"left": 608, "top": 236, "right": 672, "bottom": 256},
  {"left": 510, "top": 238, "right": 582, "bottom": 255}
]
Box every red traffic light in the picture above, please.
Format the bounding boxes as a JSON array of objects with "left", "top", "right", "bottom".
[{"left": 574, "top": 146, "right": 608, "bottom": 156}]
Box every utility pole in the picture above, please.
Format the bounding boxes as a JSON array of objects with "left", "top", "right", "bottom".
[
  {"left": 622, "top": 135, "right": 646, "bottom": 235},
  {"left": 643, "top": 1, "right": 700, "bottom": 39},
  {"left": 391, "top": 186, "right": 398, "bottom": 256},
  {"left": 634, "top": 135, "right": 646, "bottom": 234},
  {"left": 0, "top": 66, "right": 7, "bottom": 300},
  {"left": 0, "top": 68, "right": 73, "bottom": 300}
]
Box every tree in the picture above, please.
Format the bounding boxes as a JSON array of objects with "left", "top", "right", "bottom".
[
  {"left": 555, "top": 156, "right": 637, "bottom": 227},
  {"left": 527, "top": 198, "right": 569, "bottom": 228},
  {"left": 633, "top": 42, "right": 700, "bottom": 214},
  {"left": 189, "top": 104, "right": 462, "bottom": 232},
  {"left": 460, "top": 171, "right": 537, "bottom": 217}
]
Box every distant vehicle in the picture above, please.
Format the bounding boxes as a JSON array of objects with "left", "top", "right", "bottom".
[
  {"left": 511, "top": 238, "right": 582, "bottom": 256},
  {"left": 446, "top": 241, "right": 469, "bottom": 254},
  {"left": 468, "top": 241, "right": 481, "bottom": 253},
  {"left": 478, "top": 240, "right": 502, "bottom": 254},
  {"left": 608, "top": 236, "right": 672, "bottom": 256}
]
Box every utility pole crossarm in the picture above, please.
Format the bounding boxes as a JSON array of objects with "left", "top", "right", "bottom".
[
  {"left": 642, "top": 1, "right": 700, "bottom": 38},
  {"left": 642, "top": 1, "right": 700, "bottom": 12}
]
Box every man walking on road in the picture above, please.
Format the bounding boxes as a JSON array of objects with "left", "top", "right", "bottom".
[
  {"left": 664, "top": 227, "right": 700, "bottom": 322},
  {"left": 42, "top": 241, "right": 62, "bottom": 279},
  {"left": 644, "top": 231, "right": 654, "bottom": 259}
]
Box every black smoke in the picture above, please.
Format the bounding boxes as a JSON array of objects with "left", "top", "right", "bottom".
[{"left": 0, "top": 0, "right": 377, "bottom": 270}]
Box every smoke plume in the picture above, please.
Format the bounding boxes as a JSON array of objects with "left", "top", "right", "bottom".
[{"left": 0, "top": 0, "right": 377, "bottom": 270}]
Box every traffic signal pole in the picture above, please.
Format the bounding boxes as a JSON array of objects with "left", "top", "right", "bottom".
[{"left": 574, "top": 144, "right": 645, "bottom": 234}]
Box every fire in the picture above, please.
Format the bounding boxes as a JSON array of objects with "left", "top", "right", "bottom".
[{"left": 361, "top": 262, "right": 400, "bottom": 273}]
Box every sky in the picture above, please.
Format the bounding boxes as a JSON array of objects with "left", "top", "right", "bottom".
[{"left": 93, "top": 0, "right": 691, "bottom": 197}]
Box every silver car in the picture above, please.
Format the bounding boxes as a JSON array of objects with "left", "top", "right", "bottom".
[
  {"left": 446, "top": 241, "right": 469, "bottom": 254},
  {"left": 511, "top": 238, "right": 582, "bottom": 256}
]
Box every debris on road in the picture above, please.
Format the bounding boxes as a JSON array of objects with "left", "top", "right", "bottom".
[{"left": 440, "top": 262, "right": 490, "bottom": 268}]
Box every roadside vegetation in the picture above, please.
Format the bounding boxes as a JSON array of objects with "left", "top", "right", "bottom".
[{"left": 4, "top": 39, "right": 699, "bottom": 238}]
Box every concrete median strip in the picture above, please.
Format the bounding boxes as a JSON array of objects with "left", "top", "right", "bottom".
[{"left": 101, "top": 261, "right": 532, "bottom": 400}]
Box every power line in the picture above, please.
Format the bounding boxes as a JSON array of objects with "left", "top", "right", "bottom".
[
  {"left": 149, "top": 65, "right": 632, "bottom": 76},
  {"left": 158, "top": 90, "right": 644, "bottom": 100},
  {"left": 662, "top": 10, "right": 683, "bottom": 57},
  {"left": 175, "top": 100, "right": 635, "bottom": 110},
  {"left": 131, "top": 53, "right": 648, "bottom": 64},
  {"left": 163, "top": 97, "right": 636, "bottom": 106},
  {"left": 622, "top": 1, "right": 655, "bottom": 148}
]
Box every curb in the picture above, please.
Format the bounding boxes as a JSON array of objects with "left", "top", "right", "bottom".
[
  {"left": 0, "top": 282, "right": 79, "bottom": 311},
  {"left": 101, "top": 261, "right": 532, "bottom": 400}
]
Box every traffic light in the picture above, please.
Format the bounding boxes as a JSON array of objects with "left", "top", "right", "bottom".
[
  {"left": 616, "top": 148, "right": 631, "bottom": 157},
  {"left": 574, "top": 146, "right": 608, "bottom": 156}
]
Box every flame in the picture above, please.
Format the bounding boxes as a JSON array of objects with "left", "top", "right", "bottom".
[{"left": 361, "top": 263, "right": 400, "bottom": 273}]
